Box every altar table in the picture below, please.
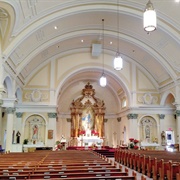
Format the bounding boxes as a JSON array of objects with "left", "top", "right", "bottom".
[{"left": 77, "top": 136, "right": 103, "bottom": 147}]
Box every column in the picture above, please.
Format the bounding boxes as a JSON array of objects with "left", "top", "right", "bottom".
[
  {"left": 16, "top": 112, "right": 23, "bottom": 144},
  {"left": 176, "top": 110, "right": 180, "bottom": 144},
  {"left": 47, "top": 113, "right": 57, "bottom": 148},
  {"left": 6, "top": 107, "right": 15, "bottom": 152},
  {"left": 127, "top": 113, "right": 138, "bottom": 139},
  {"left": 0, "top": 98, "right": 3, "bottom": 146}
]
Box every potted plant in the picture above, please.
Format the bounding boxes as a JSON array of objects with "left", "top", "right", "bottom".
[{"left": 23, "top": 139, "right": 29, "bottom": 144}]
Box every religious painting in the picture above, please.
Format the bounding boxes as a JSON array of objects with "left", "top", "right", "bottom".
[
  {"left": 48, "top": 130, "right": 53, "bottom": 139},
  {"left": 32, "top": 125, "right": 38, "bottom": 140},
  {"left": 81, "top": 108, "right": 94, "bottom": 131}
]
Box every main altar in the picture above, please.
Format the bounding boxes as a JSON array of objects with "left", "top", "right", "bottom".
[{"left": 70, "top": 83, "right": 106, "bottom": 147}]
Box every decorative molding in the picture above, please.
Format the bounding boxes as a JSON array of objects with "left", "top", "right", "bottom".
[
  {"left": 127, "top": 113, "right": 138, "bottom": 120},
  {"left": 16, "top": 112, "right": 23, "bottom": 118},
  {"left": 25, "top": 89, "right": 48, "bottom": 102},
  {"left": 48, "top": 113, "right": 57, "bottom": 118},
  {"left": 159, "top": 114, "right": 165, "bottom": 119},
  {"left": 67, "top": 118, "right": 71, "bottom": 122},
  {"left": 138, "top": 93, "right": 158, "bottom": 105},
  {"left": 6, "top": 107, "right": 15, "bottom": 114},
  {"left": 117, "top": 117, "right": 121, "bottom": 122}
]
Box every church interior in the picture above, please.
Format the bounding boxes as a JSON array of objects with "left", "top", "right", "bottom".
[{"left": 0, "top": 0, "right": 179, "bottom": 158}]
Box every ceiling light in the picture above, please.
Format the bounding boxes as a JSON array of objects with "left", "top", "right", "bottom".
[
  {"left": 143, "top": 0, "right": 157, "bottom": 32},
  {"left": 100, "top": 19, "right": 107, "bottom": 87},
  {"left": 114, "top": 0, "right": 123, "bottom": 70}
]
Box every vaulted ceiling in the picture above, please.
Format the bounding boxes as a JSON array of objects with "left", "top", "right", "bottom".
[{"left": 0, "top": 0, "right": 180, "bottom": 109}]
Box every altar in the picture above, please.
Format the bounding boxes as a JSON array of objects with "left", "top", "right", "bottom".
[
  {"left": 77, "top": 136, "right": 103, "bottom": 147},
  {"left": 140, "top": 142, "right": 160, "bottom": 150},
  {"left": 23, "top": 142, "right": 45, "bottom": 152}
]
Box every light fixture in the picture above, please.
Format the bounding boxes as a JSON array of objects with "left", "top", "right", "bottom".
[
  {"left": 100, "top": 19, "right": 107, "bottom": 87},
  {"left": 143, "top": 0, "right": 157, "bottom": 32},
  {"left": 114, "top": 0, "right": 123, "bottom": 71}
]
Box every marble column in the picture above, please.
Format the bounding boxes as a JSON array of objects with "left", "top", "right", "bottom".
[
  {"left": 127, "top": 113, "right": 138, "bottom": 139},
  {"left": 5, "top": 107, "right": 15, "bottom": 152},
  {"left": 47, "top": 113, "right": 57, "bottom": 147},
  {"left": 16, "top": 112, "right": 23, "bottom": 144},
  {"left": 176, "top": 110, "right": 180, "bottom": 144}
]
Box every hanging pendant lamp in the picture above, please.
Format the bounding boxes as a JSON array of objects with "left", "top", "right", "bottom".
[
  {"left": 100, "top": 19, "right": 107, "bottom": 87},
  {"left": 143, "top": 0, "right": 157, "bottom": 32},
  {"left": 114, "top": 0, "right": 123, "bottom": 70}
]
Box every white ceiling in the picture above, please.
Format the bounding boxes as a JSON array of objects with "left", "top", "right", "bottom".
[{"left": 0, "top": 0, "right": 180, "bottom": 105}]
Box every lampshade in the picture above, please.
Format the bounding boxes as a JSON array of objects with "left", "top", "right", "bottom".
[
  {"left": 114, "top": 53, "right": 123, "bottom": 70},
  {"left": 143, "top": 0, "right": 157, "bottom": 32},
  {"left": 114, "top": 0, "right": 123, "bottom": 71},
  {"left": 100, "top": 74, "right": 107, "bottom": 87},
  {"left": 99, "top": 19, "right": 107, "bottom": 87}
]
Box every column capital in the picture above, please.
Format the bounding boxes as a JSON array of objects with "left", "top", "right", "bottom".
[
  {"left": 176, "top": 110, "right": 180, "bottom": 117},
  {"left": 127, "top": 113, "right": 138, "bottom": 120},
  {"left": 6, "top": 107, "right": 15, "bottom": 114},
  {"left": 159, "top": 114, "right": 165, "bottom": 119},
  {"left": 48, "top": 112, "right": 57, "bottom": 118},
  {"left": 117, "top": 117, "right": 121, "bottom": 122},
  {"left": 16, "top": 112, "right": 23, "bottom": 118}
]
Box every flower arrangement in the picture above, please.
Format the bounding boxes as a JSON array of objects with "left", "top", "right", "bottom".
[
  {"left": 129, "top": 138, "right": 139, "bottom": 150},
  {"left": 129, "top": 138, "right": 134, "bottom": 142},
  {"left": 79, "top": 130, "right": 85, "bottom": 135},
  {"left": 134, "top": 139, "right": 139, "bottom": 144},
  {"left": 91, "top": 130, "right": 99, "bottom": 136}
]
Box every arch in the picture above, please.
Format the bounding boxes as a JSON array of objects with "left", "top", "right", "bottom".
[
  {"left": 23, "top": 114, "right": 47, "bottom": 145},
  {"left": 138, "top": 115, "right": 158, "bottom": 144},
  {"left": 55, "top": 66, "right": 131, "bottom": 109},
  {"left": 3, "top": 76, "right": 12, "bottom": 98},
  {"left": 160, "top": 91, "right": 175, "bottom": 106},
  {"left": 15, "top": 87, "right": 22, "bottom": 103}
]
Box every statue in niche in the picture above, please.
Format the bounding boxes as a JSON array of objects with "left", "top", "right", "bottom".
[
  {"left": 16, "top": 131, "right": 21, "bottom": 144},
  {"left": 161, "top": 131, "right": 166, "bottom": 145},
  {"left": 145, "top": 125, "right": 150, "bottom": 142},
  {"left": 32, "top": 125, "right": 38, "bottom": 140}
]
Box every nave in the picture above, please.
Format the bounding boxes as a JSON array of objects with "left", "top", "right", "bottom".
[{"left": 0, "top": 149, "right": 142, "bottom": 180}]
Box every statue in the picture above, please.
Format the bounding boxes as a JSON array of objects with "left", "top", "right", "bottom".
[
  {"left": 32, "top": 125, "right": 38, "bottom": 140},
  {"left": 16, "top": 131, "right": 21, "bottom": 144},
  {"left": 161, "top": 131, "right": 166, "bottom": 145}
]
